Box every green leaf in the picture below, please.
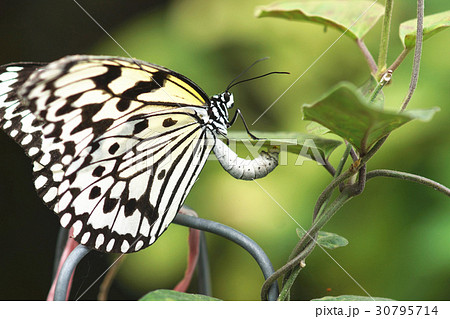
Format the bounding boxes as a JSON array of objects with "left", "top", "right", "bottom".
[
  {"left": 312, "top": 295, "right": 394, "bottom": 301},
  {"left": 302, "top": 82, "right": 439, "bottom": 154},
  {"left": 400, "top": 11, "right": 450, "bottom": 49},
  {"left": 296, "top": 229, "right": 348, "bottom": 250},
  {"left": 139, "top": 289, "right": 221, "bottom": 301},
  {"left": 306, "top": 121, "right": 330, "bottom": 136},
  {"left": 255, "top": 1, "right": 385, "bottom": 40},
  {"left": 224, "top": 131, "right": 342, "bottom": 161}
]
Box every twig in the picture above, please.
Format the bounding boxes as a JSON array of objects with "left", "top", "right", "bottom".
[
  {"left": 349, "top": 147, "right": 359, "bottom": 162},
  {"left": 335, "top": 144, "right": 353, "bottom": 178},
  {"left": 360, "top": 135, "right": 388, "bottom": 160},
  {"left": 377, "top": 0, "right": 394, "bottom": 76},
  {"left": 261, "top": 236, "right": 317, "bottom": 301},
  {"left": 323, "top": 159, "right": 336, "bottom": 176},
  {"left": 277, "top": 243, "right": 313, "bottom": 301},
  {"left": 388, "top": 48, "right": 411, "bottom": 72},
  {"left": 175, "top": 206, "right": 202, "bottom": 293},
  {"left": 173, "top": 227, "right": 201, "bottom": 293},
  {"left": 261, "top": 190, "right": 352, "bottom": 300},
  {"left": 348, "top": 164, "right": 367, "bottom": 196},
  {"left": 313, "top": 168, "right": 356, "bottom": 220},
  {"left": 278, "top": 264, "right": 302, "bottom": 301},
  {"left": 400, "top": 0, "right": 424, "bottom": 112},
  {"left": 356, "top": 39, "right": 377, "bottom": 74},
  {"left": 318, "top": 143, "right": 352, "bottom": 217},
  {"left": 366, "top": 169, "right": 450, "bottom": 197},
  {"left": 98, "top": 255, "right": 127, "bottom": 301}
]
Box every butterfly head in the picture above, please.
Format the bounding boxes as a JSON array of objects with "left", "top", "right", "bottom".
[{"left": 221, "top": 91, "right": 234, "bottom": 109}]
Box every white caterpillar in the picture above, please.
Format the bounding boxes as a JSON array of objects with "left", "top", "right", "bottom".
[{"left": 213, "top": 139, "right": 279, "bottom": 180}]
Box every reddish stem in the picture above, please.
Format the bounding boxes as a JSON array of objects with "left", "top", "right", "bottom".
[
  {"left": 174, "top": 227, "right": 201, "bottom": 292},
  {"left": 47, "top": 228, "right": 78, "bottom": 301}
]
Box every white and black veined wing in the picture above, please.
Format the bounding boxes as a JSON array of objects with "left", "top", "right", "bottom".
[
  {"left": 0, "top": 62, "right": 48, "bottom": 160},
  {"left": 0, "top": 55, "right": 215, "bottom": 253},
  {"left": 0, "top": 54, "right": 280, "bottom": 254}
]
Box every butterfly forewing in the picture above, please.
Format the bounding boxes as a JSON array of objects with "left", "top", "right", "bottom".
[{"left": 1, "top": 55, "right": 215, "bottom": 253}]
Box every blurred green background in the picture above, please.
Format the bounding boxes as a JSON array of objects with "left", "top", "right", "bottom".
[{"left": 0, "top": 0, "right": 448, "bottom": 300}]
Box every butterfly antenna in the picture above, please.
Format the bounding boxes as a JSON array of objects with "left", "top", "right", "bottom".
[
  {"left": 227, "top": 71, "right": 290, "bottom": 90},
  {"left": 226, "top": 57, "right": 270, "bottom": 91}
]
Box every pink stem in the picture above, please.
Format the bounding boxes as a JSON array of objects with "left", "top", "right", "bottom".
[
  {"left": 46, "top": 228, "right": 78, "bottom": 301},
  {"left": 173, "top": 227, "right": 201, "bottom": 292}
]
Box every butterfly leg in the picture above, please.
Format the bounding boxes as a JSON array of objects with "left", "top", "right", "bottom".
[
  {"left": 218, "top": 131, "right": 230, "bottom": 145},
  {"left": 228, "top": 108, "right": 259, "bottom": 140}
]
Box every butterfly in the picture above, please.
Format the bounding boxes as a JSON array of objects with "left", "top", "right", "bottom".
[{"left": 0, "top": 55, "right": 279, "bottom": 253}]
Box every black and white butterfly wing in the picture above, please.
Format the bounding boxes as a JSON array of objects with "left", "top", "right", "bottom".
[
  {"left": 0, "top": 55, "right": 214, "bottom": 253},
  {"left": 0, "top": 63, "right": 48, "bottom": 159}
]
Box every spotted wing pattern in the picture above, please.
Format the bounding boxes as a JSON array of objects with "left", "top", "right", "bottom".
[
  {"left": 0, "top": 55, "right": 215, "bottom": 253},
  {"left": 0, "top": 63, "right": 47, "bottom": 160}
]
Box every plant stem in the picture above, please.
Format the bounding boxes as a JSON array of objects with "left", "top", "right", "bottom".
[
  {"left": 265, "top": 136, "right": 391, "bottom": 300},
  {"left": 277, "top": 241, "right": 316, "bottom": 301},
  {"left": 313, "top": 168, "right": 356, "bottom": 220},
  {"left": 361, "top": 135, "right": 388, "bottom": 161},
  {"left": 400, "top": 0, "right": 424, "bottom": 112},
  {"left": 336, "top": 143, "right": 352, "bottom": 178},
  {"left": 278, "top": 266, "right": 302, "bottom": 301},
  {"left": 261, "top": 190, "right": 352, "bottom": 300},
  {"left": 323, "top": 159, "right": 337, "bottom": 176},
  {"left": 367, "top": 169, "right": 450, "bottom": 196},
  {"left": 349, "top": 164, "right": 367, "bottom": 196},
  {"left": 98, "top": 255, "right": 127, "bottom": 301},
  {"left": 369, "top": 70, "right": 392, "bottom": 103},
  {"left": 280, "top": 148, "right": 351, "bottom": 289},
  {"left": 316, "top": 143, "right": 352, "bottom": 218},
  {"left": 348, "top": 144, "right": 359, "bottom": 162},
  {"left": 377, "top": 0, "right": 394, "bottom": 77},
  {"left": 388, "top": 48, "right": 411, "bottom": 72},
  {"left": 356, "top": 39, "right": 378, "bottom": 74}
]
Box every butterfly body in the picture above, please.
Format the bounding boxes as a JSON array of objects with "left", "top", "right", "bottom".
[{"left": 0, "top": 55, "right": 278, "bottom": 253}]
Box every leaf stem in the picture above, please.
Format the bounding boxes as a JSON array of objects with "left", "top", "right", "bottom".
[
  {"left": 356, "top": 39, "right": 378, "bottom": 74},
  {"left": 366, "top": 169, "right": 450, "bottom": 196},
  {"left": 323, "top": 159, "right": 337, "bottom": 176},
  {"left": 400, "top": 0, "right": 424, "bottom": 112},
  {"left": 348, "top": 142, "right": 359, "bottom": 162},
  {"left": 387, "top": 48, "right": 411, "bottom": 72},
  {"left": 336, "top": 143, "right": 352, "bottom": 177},
  {"left": 377, "top": 0, "right": 394, "bottom": 77},
  {"left": 369, "top": 70, "right": 392, "bottom": 103}
]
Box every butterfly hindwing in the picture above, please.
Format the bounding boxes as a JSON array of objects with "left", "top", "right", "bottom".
[
  {"left": 1, "top": 55, "right": 215, "bottom": 253},
  {"left": 0, "top": 63, "right": 48, "bottom": 160}
]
